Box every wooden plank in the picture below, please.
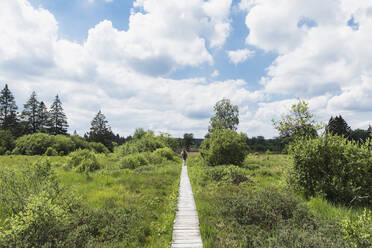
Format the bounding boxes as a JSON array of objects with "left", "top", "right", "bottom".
[{"left": 171, "top": 164, "right": 203, "bottom": 248}]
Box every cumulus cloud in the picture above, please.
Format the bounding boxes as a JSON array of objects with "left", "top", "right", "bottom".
[{"left": 227, "top": 48, "right": 254, "bottom": 65}]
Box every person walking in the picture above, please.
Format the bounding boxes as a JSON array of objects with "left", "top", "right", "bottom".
[{"left": 181, "top": 148, "right": 188, "bottom": 166}]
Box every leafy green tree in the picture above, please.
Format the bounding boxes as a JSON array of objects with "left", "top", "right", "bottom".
[
  {"left": 0, "top": 129, "right": 15, "bottom": 154},
  {"left": 38, "top": 101, "right": 49, "bottom": 133},
  {"left": 327, "top": 115, "right": 351, "bottom": 137},
  {"left": 200, "top": 129, "right": 249, "bottom": 166},
  {"left": 272, "top": 99, "right": 321, "bottom": 142},
  {"left": 0, "top": 84, "right": 19, "bottom": 134},
  {"left": 208, "top": 98, "right": 239, "bottom": 134},
  {"left": 183, "top": 133, "right": 194, "bottom": 151},
  {"left": 21, "top": 91, "right": 40, "bottom": 134},
  {"left": 48, "top": 95, "right": 68, "bottom": 135},
  {"left": 87, "top": 110, "right": 114, "bottom": 151},
  {"left": 133, "top": 128, "right": 146, "bottom": 140},
  {"left": 350, "top": 128, "right": 370, "bottom": 142}
]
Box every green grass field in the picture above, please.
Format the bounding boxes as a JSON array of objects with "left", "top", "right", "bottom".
[
  {"left": 188, "top": 153, "right": 369, "bottom": 248},
  {"left": 0, "top": 154, "right": 182, "bottom": 247}
]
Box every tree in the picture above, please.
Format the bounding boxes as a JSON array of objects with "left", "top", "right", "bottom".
[
  {"left": 48, "top": 95, "right": 68, "bottom": 135},
  {"left": 350, "top": 129, "right": 370, "bottom": 142},
  {"left": 87, "top": 110, "right": 114, "bottom": 151},
  {"left": 208, "top": 98, "right": 239, "bottom": 134},
  {"left": 21, "top": 91, "right": 40, "bottom": 134},
  {"left": 272, "top": 99, "right": 321, "bottom": 142},
  {"left": 327, "top": 115, "right": 351, "bottom": 137},
  {"left": 38, "top": 101, "right": 49, "bottom": 133},
  {"left": 183, "top": 133, "right": 194, "bottom": 151},
  {"left": 0, "top": 84, "right": 18, "bottom": 134}
]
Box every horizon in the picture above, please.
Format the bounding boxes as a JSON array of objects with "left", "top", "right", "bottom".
[{"left": 1, "top": 0, "right": 371, "bottom": 138}]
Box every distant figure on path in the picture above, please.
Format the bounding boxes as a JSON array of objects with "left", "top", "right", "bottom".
[{"left": 181, "top": 148, "right": 188, "bottom": 166}]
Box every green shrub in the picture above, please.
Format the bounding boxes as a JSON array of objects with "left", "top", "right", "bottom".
[
  {"left": 52, "top": 135, "right": 76, "bottom": 155},
  {"left": 0, "top": 129, "right": 15, "bottom": 155},
  {"left": 13, "top": 133, "right": 54, "bottom": 155},
  {"left": 44, "top": 147, "right": 58, "bottom": 156},
  {"left": 153, "top": 147, "right": 174, "bottom": 160},
  {"left": 288, "top": 135, "right": 372, "bottom": 204},
  {"left": 116, "top": 132, "right": 166, "bottom": 156},
  {"left": 66, "top": 149, "right": 101, "bottom": 173},
  {"left": 119, "top": 154, "right": 148, "bottom": 169},
  {"left": 340, "top": 209, "right": 372, "bottom": 248},
  {"left": 89, "top": 142, "right": 109, "bottom": 154},
  {"left": 200, "top": 129, "right": 249, "bottom": 166},
  {"left": 71, "top": 135, "right": 90, "bottom": 150},
  {"left": 207, "top": 165, "right": 250, "bottom": 185}
]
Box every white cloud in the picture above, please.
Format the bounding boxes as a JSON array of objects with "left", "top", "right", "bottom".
[
  {"left": 211, "top": 70, "right": 219, "bottom": 77},
  {"left": 227, "top": 48, "right": 254, "bottom": 65}
]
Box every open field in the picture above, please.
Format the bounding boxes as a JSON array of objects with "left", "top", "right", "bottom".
[
  {"left": 0, "top": 154, "right": 182, "bottom": 247},
  {"left": 188, "top": 153, "right": 370, "bottom": 248}
]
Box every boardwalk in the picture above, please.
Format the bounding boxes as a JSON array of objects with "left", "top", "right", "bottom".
[{"left": 171, "top": 163, "right": 203, "bottom": 248}]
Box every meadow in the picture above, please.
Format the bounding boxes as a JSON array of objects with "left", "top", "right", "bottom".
[
  {"left": 0, "top": 153, "right": 181, "bottom": 247},
  {"left": 188, "top": 153, "right": 371, "bottom": 248}
]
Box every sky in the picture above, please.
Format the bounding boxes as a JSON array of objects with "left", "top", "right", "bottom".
[{"left": 0, "top": 0, "right": 371, "bottom": 138}]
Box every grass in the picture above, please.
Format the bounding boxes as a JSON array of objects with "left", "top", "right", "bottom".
[
  {"left": 0, "top": 154, "right": 182, "bottom": 247},
  {"left": 188, "top": 153, "right": 369, "bottom": 248}
]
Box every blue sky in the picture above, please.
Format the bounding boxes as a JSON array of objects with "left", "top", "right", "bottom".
[{"left": 1, "top": 0, "right": 371, "bottom": 138}]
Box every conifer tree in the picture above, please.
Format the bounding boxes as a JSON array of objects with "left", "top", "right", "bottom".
[
  {"left": 21, "top": 91, "right": 40, "bottom": 134},
  {"left": 48, "top": 95, "right": 68, "bottom": 135},
  {"left": 327, "top": 115, "right": 351, "bottom": 137},
  {"left": 38, "top": 101, "right": 49, "bottom": 133},
  {"left": 0, "top": 84, "right": 19, "bottom": 134},
  {"left": 87, "top": 110, "right": 114, "bottom": 151}
]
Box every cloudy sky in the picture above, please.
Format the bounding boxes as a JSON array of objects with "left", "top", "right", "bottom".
[{"left": 1, "top": 0, "right": 371, "bottom": 138}]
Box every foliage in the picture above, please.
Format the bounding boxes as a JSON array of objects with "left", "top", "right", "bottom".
[
  {"left": 37, "top": 101, "right": 49, "bottom": 133},
  {"left": 200, "top": 129, "right": 249, "bottom": 166},
  {"left": 153, "top": 147, "right": 174, "bottom": 160},
  {"left": 86, "top": 110, "right": 114, "bottom": 151},
  {"left": 272, "top": 99, "right": 322, "bottom": 142},
  {"left": 207, "top": 165, "right": 250, "bottom": 185},
  {"left": 119, "top": 153, "right": 149, "bottom": 169},
  {"left": 288, "top": 134, "right": 372, "bottom": 204},
  {"left": 350, "top": 128, "right": 371, "bottom": 143},
  {"left": 116, "top": 131, "right": 166, "bottom": 156},
  {"left": 208, "top": 98, "right": 239, "bottom": 134},
  {"left": 52, "top": 135, "right": 76, "bottom": 155},
  {"left": 21, "top": 91, "right": 40, "bottom": 134},
  {"left": 65, "top": 149, "right": 101, "bottom": 173},
  {"left": 0, "top": 129, "right": 15, "bottom": 155},
  {"left": 13, "top": 133, "right": 55, "bottom": 155},
  {"left": 44, "top": 147, "right": 58, "bottom": 156},
  {"left": 327, "top": 115, "right": 351, "bottom": 138},
  {"left": 89, "top": 142, "right": 109, "bottom": 154},
  {"left": 70, "top": 135, "right": 90, "bottom": 150},
  {"left": 48, "top": 95, "right": 68, "bottom": 135},
  {"left": 183, "top": 133, "right": 194, "bottom": 151},
  {"left": 340, "top": 209, "right": 372, "bottom": 248},
  {"left": 0, "top": 84, "right": 19, "bottom": 135}
]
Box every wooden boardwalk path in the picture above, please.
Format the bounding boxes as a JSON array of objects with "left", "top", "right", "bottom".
[{"left": 171, "top": 163, "right": 203, "bottom": 248}]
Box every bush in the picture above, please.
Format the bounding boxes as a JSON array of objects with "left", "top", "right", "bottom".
[
  {"left": 288, "top": 134, "right": 372, "bottom": 204},
  {"left": 153, "top": 147, "right": 174, "bottom": 160},
  {"left": 119, "top": 154, "right": 148, "bottom": 169},
  {"left": 200, "top": 129, "right": 249, "bottom": 166},
  {"left": 340, "top": 209, "right": 372, "bottom": 248},
  {"left": 116, "top": 132, "right": 166, "bottom": 156},
  {"left": 207, "top": 165, "right": 250, "bottom": 185},
  {"left": 44, "top": 147, "right": 58, "bottom": 156},
  {"left": 71, "top": 135, "right": 90, "bottom": 150},
  {"left": 66, "top": 149, "right": 101, "bottom": 173},
  {"left": 89, "top": 142, "right": 109, "bottom": 154},
  {"left": 52, "top": 135, "right": 76, "bottom": 155},
  {"left": 13, "top": 133, "right": 54, "bottom": 155},
  {"left": 0, "top": 129, "right": 15, "bottom": 155}
]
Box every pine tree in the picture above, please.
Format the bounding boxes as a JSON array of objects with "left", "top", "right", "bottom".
[
  {"left": 327, "top": 115, "right": 351, "bottom": 137},
  {"left": 48, "top": 95, "right": 68, "bottom": 135},
  {"left": 38, "top": 101, "right": 49, "bottom": 133},
  {"left": 21, "top": 91, "right": 40, "bottom": 134},
  {"left": 87, "top": 110, "right": 114, "bottom": 151},
  {"left": 0, "top": 84, "right": 19, "bottom": 134}
]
